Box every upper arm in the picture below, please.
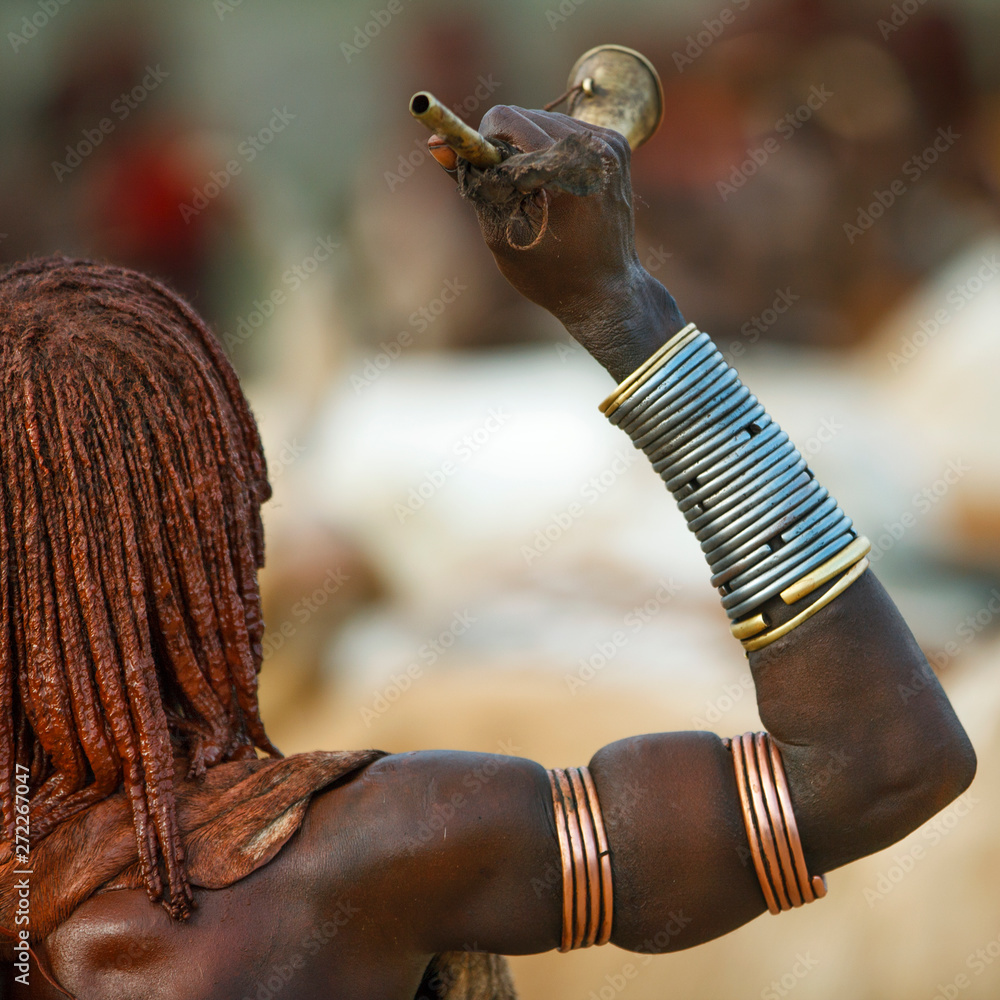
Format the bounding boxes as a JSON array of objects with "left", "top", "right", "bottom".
[
  {"left": 589, "top": 731, "right": 767, "bottom": 953},
  {"left": 337, "top": 750, "right": 564, "bottom": 957},
  {"left": 332, "top": 741, "right": 769, "bottom": 960}
]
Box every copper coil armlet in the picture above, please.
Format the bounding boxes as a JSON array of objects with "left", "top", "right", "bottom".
[
  {"left": 724, "top": 732, "right": 827, "bottom": 914},
  {"left": 546, "top": 766, "right": 614, "bottom": 951}
]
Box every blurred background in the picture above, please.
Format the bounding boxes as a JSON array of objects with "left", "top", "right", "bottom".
[{"left": 3, "top": 0, "right": 1000, "bottom": 996}]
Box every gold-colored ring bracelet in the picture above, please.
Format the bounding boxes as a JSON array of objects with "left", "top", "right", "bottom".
[
  {"left": 599, "top": 322, "right": 700, "bottom": 417},
  {"left": 733, "top": 540, "right": 871, "bottom": 652}
]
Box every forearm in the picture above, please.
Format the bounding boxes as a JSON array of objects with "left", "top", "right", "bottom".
[{"left": 584, "top": 285, "right": 975, "bottom": 949}]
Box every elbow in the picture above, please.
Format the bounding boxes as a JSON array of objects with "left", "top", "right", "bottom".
[
  {"left": 855, "top": 645, "right": 979, "bottom": 854},
  {"left": 796, "top": 709, "right": 977, "bottom": 870},
  {"left": 862, "top": 724, "right": 975, "bottom": 863},
  {"left": 865, "top": 724, "right": 976, "bottom": 861},
  {"left": 887, "top": 700, "right": 977, "bottom": 837},
  {"left": 910, "top": 718, "right": 977, "bottom": 820}
]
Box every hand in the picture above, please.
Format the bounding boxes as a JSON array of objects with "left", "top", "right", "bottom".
[{"left": 435, "top": 105, "right": 685, "bottom": 382}]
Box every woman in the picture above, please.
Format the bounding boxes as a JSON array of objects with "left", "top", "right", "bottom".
[{"left": 0, "top": 106, "right": 975, "bottom": 999}]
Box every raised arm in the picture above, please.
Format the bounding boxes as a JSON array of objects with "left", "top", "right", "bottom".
[{"left": 351, "top": 105, "right": 975, "bottom": 965}]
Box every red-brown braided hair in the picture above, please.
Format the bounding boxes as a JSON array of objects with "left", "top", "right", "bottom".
[{"left": 0, "top": 256, "right": 279, "bottom": 919}]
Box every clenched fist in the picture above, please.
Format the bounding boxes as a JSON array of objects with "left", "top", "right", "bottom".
[{"left": 435, "top": 105, "right": 685, "bottom": 382}]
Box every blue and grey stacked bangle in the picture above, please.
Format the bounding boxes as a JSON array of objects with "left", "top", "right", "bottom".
[{"left": 601, "top": 323, "right": 871, "bottom": 651}]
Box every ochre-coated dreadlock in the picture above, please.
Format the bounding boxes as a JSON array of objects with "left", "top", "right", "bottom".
[{"left": 0, "top": 256, "right": 279, "bottom": 919}]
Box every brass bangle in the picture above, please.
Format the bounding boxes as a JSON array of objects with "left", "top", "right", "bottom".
[
  {"left": 753, "top": 733, "right": 801, "bottom": 907},
  {"left": 598, "top": 322, "right": 699, "bottom": 417},
  {"left": 728, "top": 732, "right": 828, "bottom": 914},
  {"left": 568, "top": 768, "right": 602, "bottom": 947},
  {"left": 580, "top": 767, "right": 614, "bottom": 946},
  {"left": 547, "top": 769, "right": 575, "bottom": 952},
  {"left": 731, "top": 538, "right": 870, "bottom": 643},
  {"left": 730, "top": 735, "right": 780, "bottom": 914},
  {"left": 741, "top": 557, "right": 869, "bottom": 652},
  {"left": 780, "top": 536, "right": 871, "bottom": 605},
  {"left": 547, "top": 766, "right": 615, "bottom": 950},
  {"left": 730, "top": 613, "right": 768, "bottom": 641},
  {"left": 554, "top": 768, "right": 588, "bottom": 949}
]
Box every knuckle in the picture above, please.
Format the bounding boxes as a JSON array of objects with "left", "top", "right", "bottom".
[
  {"left": 605, "top": 129, "right": 631, "bottom": 157},
  {"left": 479, "top": 104, "right": 517, "bottom": 135}
]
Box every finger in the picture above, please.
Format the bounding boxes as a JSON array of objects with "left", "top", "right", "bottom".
[
  {"left": 478, "top": 105, "right": 562, "bottom": 154},
  {"left": 427, "top": 135, "right": 459, "bottom": 173},
  {"left": 520, "top": 109, "right": 631, "bottom": 158},
  {"left": 480, "top": 105, "right": 631, "bottom": 167}
]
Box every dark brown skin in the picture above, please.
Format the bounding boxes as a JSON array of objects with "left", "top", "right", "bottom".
[{"left": 2, "top": 107, "right": 976, "bottom": 999}]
